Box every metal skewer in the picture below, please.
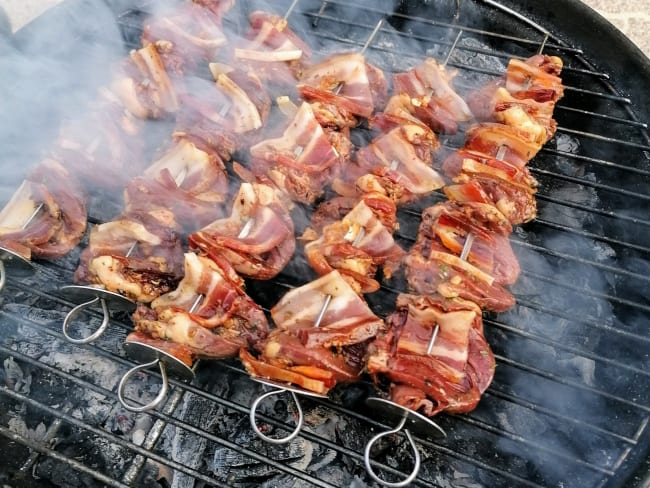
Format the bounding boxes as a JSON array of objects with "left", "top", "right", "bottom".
[
  {"left": 0, "top": 201, "right": 43, "bottom": 294},
  {"left": 117, "top": 293, "right": 202, "bottom": 413}
]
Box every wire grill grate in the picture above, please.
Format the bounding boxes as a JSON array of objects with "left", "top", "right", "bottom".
[{"left": 1, "top": 0, "right": 649, "bottom": 487}]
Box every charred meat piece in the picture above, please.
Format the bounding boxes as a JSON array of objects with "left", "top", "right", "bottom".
[
  {"left": 125, "top": 331, "right": 196, "bottom": 367},
  {"left": 0, "top": 160, "right": 86, "bottom": 260},
  {"left": 299, "top": 53, "right": 387, "bottom": 118},
  {"left": 304, "top": 199, "right": 404, "bottom": 293},
  {"left": 392, "top": 58, "right": 472, "bottom": 133},
  {"left": 125, "top": 136, "right": 228, "bottom": 231},
  {"left": 241, "top": 270, "right": 385, "bottom": 394},
  {"left": 141, "top": 0, "right": 231, "bottom": 74},
  {"left": 111, "top": 43, "right": 179, "bottom": 119},
  {"left": 74, "top": 211, "right": 184, "bottom": 303},
  {"left": 367, "top": 293, "right": 495, "bottom": 416},
  {"left": 410, "top": 201, "right": 518, "bottom": 285},
  {"left": 189, "top": 181, "right": 295, "bottom": 280},
  {"left": 132, "top": 252, "right": 268, "bottom": 360},
  {"left": 249, "top": 101, "right": 349, "bottom": 204}
]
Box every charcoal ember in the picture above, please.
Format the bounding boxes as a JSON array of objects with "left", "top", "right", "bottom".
[
  {"left": 168, "top": 391, "right": 218, "bottom": 488},
  {"left": 3, "top": 356, "right": 32, "bottom": 394},
  {"left": 103, "top": 407, "right": 136, "bottom": 436}
]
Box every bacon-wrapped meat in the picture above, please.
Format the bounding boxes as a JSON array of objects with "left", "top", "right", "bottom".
[
  {"left": 189, "top": 181, "right": 295, "bottom": 280},
  {"left": 411, "top": 201, "right": 518, "bottom": 285},
  {"left": 141, "top": 0, "right": 232, "bottom": 74},
  {"left": 404, "top": 201, "right": 516, "bottom": 312},
  {"left": 111, "top": 43, "right": 179, "bottom": 119},
  {"left": 442, "top": 148, "right": 538, "bottom": 225},
  {"left": 0, "top": 160, "right": 86, "bottom": 260},
  {"left": 249, "top": 101, "right": 349, "bottom": 204},
  {"left": 304, "top": 199, "right": 404, "bottom": 293},
  {"left": 367, "top": 293, "right": 495, "bottom": 416},
  {"left": 74, "top": 211, "right": 184, "bottom": 303},
  {"left": 125, "top": 136, "right": 228, "bottom": 231},
  {"left": 392, "top": 58, "right": 472, "bottom": 134},
  {"left": 506, "top": 55, "right": 564, "bottom": 103},
  {"left": 241, "top": 270, "right": 385, "bottom": 394},
  {"left": 310, "top": 189, "right": 398, "bottom": 235},
  {"left": 299, "top": 53, "right": 387, "bottom": 118},
  {"left": 207, "top": 63, "right": 271, "bottom": 142},
  {"left": 132, "top": 252, "right": 269, "bottom": 362},
  {"left": 339, "top": 118, "right": 444, "bottom": 204},
  {"left": 230, "top": 11, "right": 311, "bottom": 89}
]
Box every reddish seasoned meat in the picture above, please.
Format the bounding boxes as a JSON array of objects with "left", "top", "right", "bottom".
[
  {"left": 111, "top": 43, "right": 179, "bottom": 119},
  {"left": 304, "top": 199, "right": 404, "bottom": 293},
  {"left": 141, "top": 0, "right": 231, "bottom": 74},
  {"left": 298, "top": 85, "right": 360, "bottom": 129},
  {"left": 367, "top": 293, "right": 495, "bottom": 416},
  {"left": 299, "top": 53, "right": 387, "bottom": 118},
  {"left": 0, "top": 160, "right": 86, "bottom": 260},
  {"left": 392, "top": 58, "right": 472, "bottom": 133},
  {"left": 132, "top": 252, "right": 268, "bottom": 359},
  {"left": 441, "top": 148, "right": 538, "bottom": 191},
  {"left": 189, "top": 182, "right": 295, "bottom": 280},
  {"left": 241, "top": 271, "right": 385, "bottom": 394},
  {"left": 125, "top": 137, "right": 228, "bottom": 231},
  {"left": 74, "top": 211, "right": 184, "bottom": 303},
  {"left": 249, "top": 102, "right": 348, "bottom": 204},
  {"left": 411, "top": 201, "right": 518, "bottom": 285}
]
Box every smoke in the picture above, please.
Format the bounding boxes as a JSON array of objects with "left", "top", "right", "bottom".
[{"left": 0, "top": 0, "right": 126, "bottom": 198}]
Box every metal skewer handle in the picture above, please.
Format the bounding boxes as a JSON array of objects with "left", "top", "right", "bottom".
[
  {"left": 117, "top": 294, "right": 202, "bottom": 412},
  {"left": 0, "top": 202, "right": 43, "bottom": 293},
  {"left": 0, "top": 247, "right": 34, "bottom": 294},
  {"left": 249, "top": 293, "right": 331, "bottom": 444},
  {"left": 61, "top": 285, "right": 136, "bottom": 344},
  {"left": 363, "top": 397, "right": 446, "bottom": 488}
]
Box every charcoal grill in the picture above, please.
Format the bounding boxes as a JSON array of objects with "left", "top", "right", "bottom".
[{"left": 1, "top": 0, "right": 649, "bottom": 486}]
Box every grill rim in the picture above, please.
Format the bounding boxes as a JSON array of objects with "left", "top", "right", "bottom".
[{"left": 2, "top": 0, "right": 650, "bottom": 487}]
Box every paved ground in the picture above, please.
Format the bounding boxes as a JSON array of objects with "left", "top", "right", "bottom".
[{"left": 1, "top": 0, "right": 648, "bottom": 55}]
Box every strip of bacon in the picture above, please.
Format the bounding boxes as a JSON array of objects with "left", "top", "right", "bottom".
[
  {"left": 304, "top": 199, "right": 404, "bottom": 293},
  {"left": 189, "top": 182, "right": 295, "bottom": 279},
  {"left": 240, "top": 271, "right": 385, "bottom": 393},
  {"left": 74, "top": 212, "right": 184, "bottom": 303},
  {"left": 367, "top": 293, "right": 495, "bottom": 416},
  {"left": 142, "top": 0, "right": 230, "bottom": 74},
  {"left": 133, "top": 253, "right": 268, "bottom": 358},
  {"left": 111, "top": 43, "right": 179, "bottom": 119},
  {"left": 299, "top": 53, "right": 387, "bottom": 118},
  {"left": 249, "top": 101, "right": 347, "bottom": 204},
  {"left": 0, "top": 160, "right": 86, "bottom": 260}
]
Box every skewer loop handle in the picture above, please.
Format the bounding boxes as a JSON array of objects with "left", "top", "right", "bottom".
[
  {"left": 117, "top": 358, "right": 169, "bottom": 413},
  {"left": 62, "top": 296, "right": 111, "bottom": 344},
  {"left": 364, "top": 413, "right": 421, "bottom": 488},
  {"left": 0, "top": 260, "right": 5, "bottom": 293},
  {"left": 250, "top": 389, "right": 304, "bottom": 444}
]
